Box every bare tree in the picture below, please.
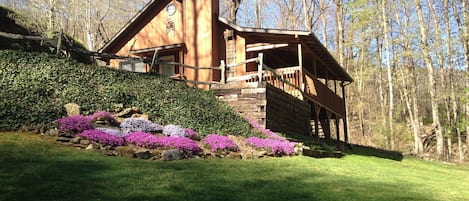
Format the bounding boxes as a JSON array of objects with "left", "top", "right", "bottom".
[
  {"left": 381, "top": 0, "right": 395, "bottom": 150},
  {"left": 225, "top": 0, "right": 243, "bottom": 23},
  {"left": 414, "top": 0, "right": 444, "bottom": 160}
]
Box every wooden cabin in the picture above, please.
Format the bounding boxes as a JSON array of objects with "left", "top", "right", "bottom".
[{"left": 99, "top": 0, "right": 353, "bottom": 143}]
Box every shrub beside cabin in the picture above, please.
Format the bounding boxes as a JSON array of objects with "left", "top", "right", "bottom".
[{"left": 99, "top": 0, "right": 353, "bottom": 143}]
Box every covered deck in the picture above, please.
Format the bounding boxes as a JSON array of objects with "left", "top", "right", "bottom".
[{"left": 217, "top": 18, "right": 353, "bottom": 143}]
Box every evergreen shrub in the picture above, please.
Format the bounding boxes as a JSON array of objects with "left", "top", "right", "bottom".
[{"left": 0, "top": 50, "right": 254, "bottom": 136}]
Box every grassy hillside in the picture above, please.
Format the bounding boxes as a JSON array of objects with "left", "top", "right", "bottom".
[
  {"left": 1, "top": 132, "right": 468, "bottom": 201},
  {"left": 0, "top": 50, "right": 253, "bottom": 136}
]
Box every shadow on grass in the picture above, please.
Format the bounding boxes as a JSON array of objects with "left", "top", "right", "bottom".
[
  {"left": 0, "top": 135, "right": 429, "bottom": 201},
  {"left": 345, "top": 143, "right": 404, "bottom": 161},
  {"left": 286, "top": 133, "right": 403, "bottom": 161},
  {"left": 0, "top": 144, "right": 113, "bottom": 201}
]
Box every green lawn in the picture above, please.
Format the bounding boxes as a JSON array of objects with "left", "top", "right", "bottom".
[{"left": 1, "top": 132, "right": 468, "bottom": 201}]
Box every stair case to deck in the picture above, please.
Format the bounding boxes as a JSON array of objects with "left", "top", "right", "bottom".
[
  {"left": 310, "top": 120, "right": 325, "bottom": 139},
  {"left": 211, "top": 81, "right": 268, "bottom": 126}
]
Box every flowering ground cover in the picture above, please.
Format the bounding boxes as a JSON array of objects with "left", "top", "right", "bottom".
[
  {"left": 78, "top": 129, "right": 126, "bottom": 146},
  {"left": 202, "top": 134, "right": 238, "bottom": 152},
  {"left": 244, "top": 137, "right": 295, "bottom": 155},
  {"left": 1, "top": 132, "right": 469, "bottom": 201},
  {"left": 125, "top": 132, "right": 200, "bottom": 155},
  {"left": 57, "top": 115, "right": 93, "bottom": 134}
]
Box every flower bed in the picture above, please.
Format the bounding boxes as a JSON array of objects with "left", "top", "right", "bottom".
[
  {"left": 163, "top": 124, "right": 186, "bottom": 137},
  {"left": 184, "top": 128, "right": 199, "bottom": 140},
  {"left": 202, "top": 134, "right": 238, "bottom": 152},
  {"left": 55, "top": 110, "right": 300, "bottom": 160},
  {"left": 89, "top": 111, "right": 119, "bottom": 125},
  {"left": 245, "top": 137, "right": 295, "bottom": 156},
  {"left": 78, "top": 129, "right": 125, "bottom": 146},
  {"left": 245, "top": 117, "right": 286, "bottom": 141},
  {"left": 120, "top": 118, "right": 163, "bottom": 134},
  {"left": 124, "top": 132, "right": 200, "bottom": 155},
  {"left": 58, "top": 115, "right": 93, "bottom": 134}
]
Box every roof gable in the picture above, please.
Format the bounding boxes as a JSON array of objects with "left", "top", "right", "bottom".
[{"left": 100, "top": 0, "right": 173, "bottom": 53}]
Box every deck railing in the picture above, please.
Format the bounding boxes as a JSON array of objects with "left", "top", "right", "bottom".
[
  {"left": 229, "top": 53, "right": 345, "bottom": 116},
  {"left": 157, "top": 53, "right": 345, "bottom": 116}
]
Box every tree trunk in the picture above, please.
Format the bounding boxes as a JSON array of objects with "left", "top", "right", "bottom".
[
  {"left": 442, "top": 0, "right": 464, "bottom": 161},
  {"left": 427, "top": 0, "right": 451, "bottom": 160},
  {"left": 414, "top": 0, "right": 444, "bottom": 160},
  {"left": 335, "top": 0, "right": 344, "bottom": 66},
  {"left": 226, "top": 0, "right": 242, "bottom": 24},
  {"left": 381, "top": 0, "right": 395, "bottom": 150},
  {"left": 320, "top": 0, "right": 328, "bottom": 48},
  {"left": 254, "top": 0, "right": 262, "bottom": 27},
  {"left": 451, "top": 0, "right": 469, "bottom": 159},
  {"left": 394, "top": 5, "right": 423, "bottom": 154}
]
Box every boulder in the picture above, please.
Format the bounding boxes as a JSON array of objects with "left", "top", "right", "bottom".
[
  {"left": 302, "top": 149, "right": 343, "bottom": 158},
  {"left": 71, "top": 137, "right": 81, "bottom": 144},
  {"left": 46, "top": 128, "right": 60, "bottom": 136},
  {"left": 64, "top": 103, "right": 81, "bottom": 116},
  {"left": 80, "top": 140, "right": 90, "bottom": 145},
  {"left": 85, "top": 144, "right": 95, "bottom": 150},
  {"left": 113, "top": 103, "right": 124, "bottom": 113},
  {"left": 115, "top": 107, "right": 141, "bottom": 118},
  {"left": 135, "top": 148, "right": 154, "bottom": 160},
  {"left": 131, "top": 113, "right": 149, "bottom": 120},
  {"left": 72, "top": 144, "right": 88, "bottom": 149},
  {"left": 226, "top": 152, "right": 242, "bottom": 159},
  {"left": 163, "top": 149, "right": 184, "bottom": 161},
  {"left": 56, "top": 137, "right": 71, "bottom": 142},
  {"left": 58, "top": 132, "right": 73, "bottom": 138},
  {"left": 115, "top": 146, "right": 135, "bottom": 158},
  {"left": 150, "top": 150, "right": 163, "bottom": 160}
]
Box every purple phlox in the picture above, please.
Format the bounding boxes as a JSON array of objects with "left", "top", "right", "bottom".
[
  {"left": 78, "top": 129, "right": 125, "bottom": 146},
  {"left": 202, "top": 134, "right": 238, "bottom": 152},
  {"left": 58, "top": 115, "right": 93, "bottom": 133},
  {"left": 245, "top": 137, "right": 296, "bottom": 156}
]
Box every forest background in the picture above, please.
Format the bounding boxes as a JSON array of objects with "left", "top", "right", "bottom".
[{"left": 0, "top": 0, "right": 467, "bottom": 162}]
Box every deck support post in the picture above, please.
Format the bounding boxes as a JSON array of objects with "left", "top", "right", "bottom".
[
  {"left": 220, "top": 60, "right": 226, "bottom": 84},
  {"left": 257, "top": 53, "right": 263, "bottom": 86},
  {"left": 298, "top": 43, "right": 304, "bottom": 93},
  {"left": 150, "top": 49, "right": 159, "bottom": 73},
  {"left": 335, "top": 115, "right": 340, "bottom": 142},
  {"left": 341, "top": 81, "right": 349, "bottom": 146}
]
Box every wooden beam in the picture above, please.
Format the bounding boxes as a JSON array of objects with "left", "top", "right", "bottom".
[
  {"left": 0, "top": 31, "right": 43, "bottom": 40},
  {"left": 246, "top": 43, "right": 289, "bottom": 52},
  {"left": 299, "top": 39, "right": 341, "bottom": 80},
  {"left": 257, "top": 53, "right": 264, "bottom": 85}
]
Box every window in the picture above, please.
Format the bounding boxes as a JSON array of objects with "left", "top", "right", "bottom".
[
  {"left": 158, "top": 55, "right": 175, "bottom": 77},
  {"left": 119, "top": 60, "right": 147, "bottom": 73}
]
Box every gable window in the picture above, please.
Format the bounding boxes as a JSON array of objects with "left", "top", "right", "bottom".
[{"left": 119, "top": 60, "right": 147, "bottom": 73}]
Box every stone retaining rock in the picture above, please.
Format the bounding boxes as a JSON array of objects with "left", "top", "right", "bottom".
[
  {"left": 163, "top": 149, "right": 184, "bottom": 161},
  {"left": 64, "top": 103, "right": 81, "bottom": 116},
  {"left": 135, "top": 148, "right": 154, "bottom": 159},
  {"left": 115, "top": 146, "right": 135, "bottom": 158},
  {"left": 56, "top": 137, "right": 71, "bottom": 142},
  {"left": 302, "top": 149, "right": 343, "bottom": 158}
]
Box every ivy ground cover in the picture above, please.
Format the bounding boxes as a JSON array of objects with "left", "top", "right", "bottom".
[{"left": 1, "top": 132, "right": 469, "bottom": 201}]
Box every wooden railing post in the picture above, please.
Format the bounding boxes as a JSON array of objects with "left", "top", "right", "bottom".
[
  {"left": 257, "top": 53, "right": 264, "bottom": 85},
  {"left": 220, "top": 60, "right": 226, "bottom": 84}
]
